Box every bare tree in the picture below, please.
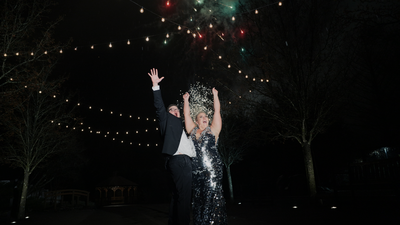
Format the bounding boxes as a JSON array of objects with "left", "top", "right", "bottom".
[
  {"left": 0, "top": 0, "right": 72, "bottom": 219},
  {"left": 0, "top": 66, "right": 77, "bottom": 219},
  {"left": 207, "top": 0, "right": 356, "bottom": 198},
  {"left": 218, "top": 109, "right": 250, "bottom": 203}
]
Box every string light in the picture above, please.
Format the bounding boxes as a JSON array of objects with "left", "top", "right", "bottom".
[
  {"left": 146, "top": 37, "right": 149, "bottom": 41},
  {"left": 109, "top": 43, "right": 112, "bottom": 48},
  {"left": 166, "top": 33, "right": 170, "bottom": 38},
  {"left": 1, "top": 1, "right": 284, "bottom": 57},
  {"left": 127, "top": 39, "right": 130, "bottom": 45}
]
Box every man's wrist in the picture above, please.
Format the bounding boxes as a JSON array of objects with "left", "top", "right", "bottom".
[{"left": 152, "top": 85, "right": 160, "bottom": 91}]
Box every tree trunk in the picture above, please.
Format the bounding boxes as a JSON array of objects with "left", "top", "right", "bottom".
[
  {"left": 226, "top": 165, "right": 234, "bottom": 203},
  {"left": 302, "top": 142, "right": 317, "bottom": 198},
  {"left": 18, "top": 170, "right": 30, "bottom": 219}
]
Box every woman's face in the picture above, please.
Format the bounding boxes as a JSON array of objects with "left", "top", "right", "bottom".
[{"left": 196, "top": 112, "right": 209, "bottom": 127}]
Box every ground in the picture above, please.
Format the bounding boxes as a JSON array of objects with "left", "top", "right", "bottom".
[{"left": 4, "top": 196, "right": 399, "bottom": 225}]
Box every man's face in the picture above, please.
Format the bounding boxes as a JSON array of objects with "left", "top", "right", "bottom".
[{"left": 168, "top": 106, "right": 180, "bottom": 118}]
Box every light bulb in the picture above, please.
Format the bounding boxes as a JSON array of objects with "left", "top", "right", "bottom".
[
  {"left": 219, "top": 56, "right": 222, "bottom": 59},
  {"left": 209, "top": 23, "right": 213, "bottom": 28},
  {"left": 228, "top": 64, "right": 231, "bottom": 68},
  {"left": 146, "top": 37, "right": 149, "bottom": 41},
  {"left": 166, "top": 33, "right": 169, "bottom": 38},
  {"left": 140, "top": 7, "right": 144, "bottom": 13},
  {"left": 232, "top": 16, "right": 235, "bottom": 21},
  {"left": 255, "top": 9, "right": 258, "bottom": 14},
  {"left": 127, "top": 39, "right": 130, "bottom": 45},
  {"left": 109, "top": 43, "right": 112, "bottom": 48},
  {"left": 187, "top": 29, "right": 191, "bottom": 34},
  {"left": 91, "top": 45, "right": 94, "bottom": 49},
  {"left": 204, "top": 46, "right": 207, "bottom": 50},
  {"left": 16, "top": 52, "right": 19, "bottom": 56},
  {"left": 59, "top": 49, "right": 63, "bottom": 53},
  {"left": 178, "top": 25, "right": 182, "bottom": 30},
  {"left": 279, "top": 2, "right": 282, "bottom": 6},
  {"left": 161, "top": 18, "right": 165, "bottom": 22}
]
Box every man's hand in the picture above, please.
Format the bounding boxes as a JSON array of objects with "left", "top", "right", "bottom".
[{"left": 148, "top": 68, "right": 164, "bottom": 87}]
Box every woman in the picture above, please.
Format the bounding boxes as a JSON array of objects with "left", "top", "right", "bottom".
[{"left": 183, "top": 88, "right": 227, "bottom": 225}]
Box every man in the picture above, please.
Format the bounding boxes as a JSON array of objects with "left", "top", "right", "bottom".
[{"left": 148, "top": 68, "right": 195, "bottom": 225}]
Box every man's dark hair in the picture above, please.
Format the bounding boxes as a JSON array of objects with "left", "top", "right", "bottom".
[{"left": 167, "top": 104, "right": 178, "bottom": 111}]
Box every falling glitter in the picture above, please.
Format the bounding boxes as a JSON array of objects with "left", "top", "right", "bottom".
[{"left": 182, "top": 82, "right": 214, "bottom": 123}]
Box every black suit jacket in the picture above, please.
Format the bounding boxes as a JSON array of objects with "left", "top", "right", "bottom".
[{"left": 153, "top": 88, "right": 184, "bottom": 156}]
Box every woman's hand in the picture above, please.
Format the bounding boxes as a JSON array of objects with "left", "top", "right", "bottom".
[
  {"left": 212, "top": 87, "right": 218, "bottom": 96},
  {"left": 183, "top": 92, "right": 190, "bottom": 101}
]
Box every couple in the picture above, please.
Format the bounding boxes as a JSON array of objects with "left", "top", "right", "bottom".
[{"left": 148, "top": 68, "right": 227, "bottom": 225}]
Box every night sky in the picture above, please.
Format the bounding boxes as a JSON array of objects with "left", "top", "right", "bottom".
[
  {"left": 3, "top": 0, "right": 399, "bottom": 198},
  {"left": 48, "top": 0, "right": 205, "bottom": 189}
]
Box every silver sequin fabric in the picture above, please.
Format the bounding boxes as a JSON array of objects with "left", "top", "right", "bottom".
[{"left": 191, "top": 126, "right": 227, "bottom": 225}]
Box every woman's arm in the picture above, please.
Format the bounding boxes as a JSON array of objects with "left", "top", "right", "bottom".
[
  {"left": 183, "top": 92, "right": 196, "bottom": 134},
  {"left": 210, "top": 88, "right": 222, "bottom": 139}
]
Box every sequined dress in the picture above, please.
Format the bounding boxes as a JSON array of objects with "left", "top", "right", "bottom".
[{"left": 191, "top": 126, "right": 227, "bottom": 225}]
